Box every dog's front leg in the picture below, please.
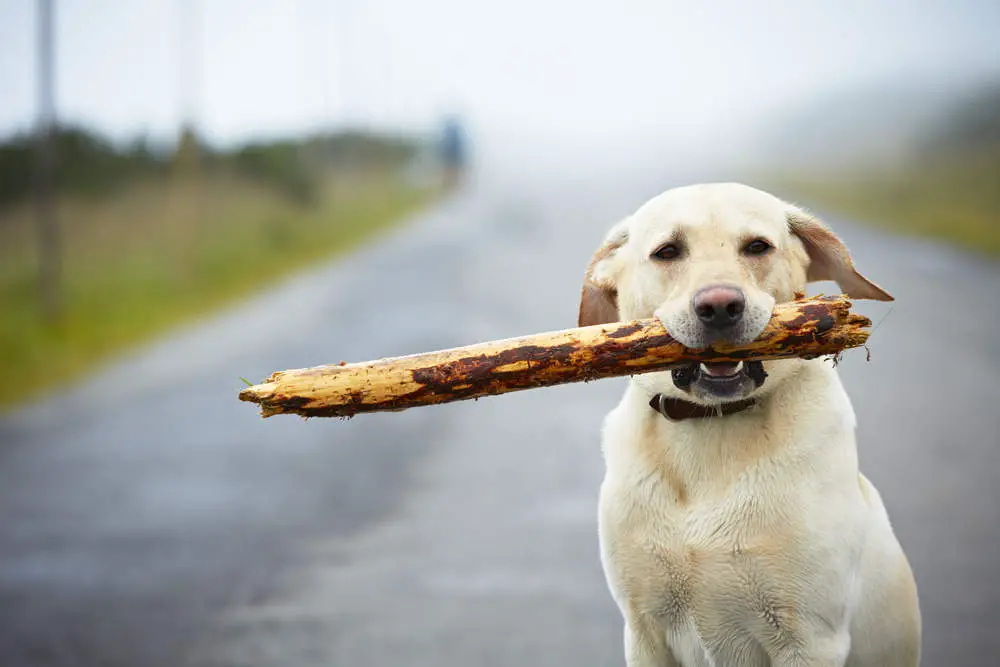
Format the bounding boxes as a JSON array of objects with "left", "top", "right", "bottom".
[
  {"left": 768, "top": 630, "right": 851, "bottom": 667},
  {"left": 624, "top": 615, "right": 678, "bottom": 667}
]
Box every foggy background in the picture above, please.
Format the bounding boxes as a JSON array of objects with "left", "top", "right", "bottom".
[
  {"left": 3, "top": 1, "right": 998, "bottom": 159},
  {"left": 1, "top": 1, "right": 998, "bottom": 666}
]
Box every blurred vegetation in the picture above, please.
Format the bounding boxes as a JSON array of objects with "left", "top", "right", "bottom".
[
  {"left": 771, "top": 80, "right": 1000, "bottom": 256},
  {"left": 0, "top": 125, "right": 423, "bottom": 206},
  {"left": 0, "top": 126, "right": 163, "bottom": 204},
  {"left": 0, "top": 126, "right": 437, "bottom": 406}
]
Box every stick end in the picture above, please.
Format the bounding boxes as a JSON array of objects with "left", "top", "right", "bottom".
[{"left": 239, "top": 382, "right": 276, "bottom": 405}]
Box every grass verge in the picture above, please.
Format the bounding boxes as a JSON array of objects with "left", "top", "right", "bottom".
[
  {"left": 0, "top": 169, "right": 436, "bottom": 407},
  {"left": 767, "top": 153, "right": 1000, "bottom": 256}
]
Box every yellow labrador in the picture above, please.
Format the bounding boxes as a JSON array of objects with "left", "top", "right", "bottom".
[{"left": 581, "top": 183, "right": 920, "bottom": 667}]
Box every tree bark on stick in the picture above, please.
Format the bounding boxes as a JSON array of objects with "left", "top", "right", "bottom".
[{"left": 240, "top": 295, "right": 870, "bottom": 419}]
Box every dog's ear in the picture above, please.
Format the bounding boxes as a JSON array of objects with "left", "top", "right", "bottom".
[
  {"left": 787, "top": 208, "right": 893, "bottom": 301},
  {"left": 579, "top": 221, "right": 629, "bottom": 326}
]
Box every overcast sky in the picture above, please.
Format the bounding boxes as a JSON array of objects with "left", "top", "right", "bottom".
[{"left": 1, "top": 0, "right": 998, "bottom": 147}]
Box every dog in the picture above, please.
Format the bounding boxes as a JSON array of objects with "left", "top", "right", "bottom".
[{"left": 580, "top": 183, "right": 920, "bottom": 666}]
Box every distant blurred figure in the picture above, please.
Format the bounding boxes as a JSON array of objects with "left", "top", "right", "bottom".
[{"left": 439, "top": 115, "right": 468, "bottom": 190}]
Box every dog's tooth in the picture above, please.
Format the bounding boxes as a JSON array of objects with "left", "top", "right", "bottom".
[{"left": 699, "top": 361, "right": 744, "bottom": 377}]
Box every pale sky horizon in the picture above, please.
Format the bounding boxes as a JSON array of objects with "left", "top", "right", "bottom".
[{"left": 1, "top": 0, "right": 998, "bottom": 148}]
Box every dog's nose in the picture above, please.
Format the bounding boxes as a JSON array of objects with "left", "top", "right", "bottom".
[{"left": 692, "top": 285, "right": 745, "bottom": 330}]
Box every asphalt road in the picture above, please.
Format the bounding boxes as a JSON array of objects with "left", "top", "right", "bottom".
[{"left": 1, "top": 160, "right": 998, "bottom": 667}]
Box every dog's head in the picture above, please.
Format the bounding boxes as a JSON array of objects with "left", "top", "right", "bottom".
[{"left": 579, "top": 183, "right": 891, "bottom": 405}]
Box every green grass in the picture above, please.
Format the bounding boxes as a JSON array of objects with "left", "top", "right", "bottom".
[
  {"left": 0, "top": 169, "right": 436, "bottom": 407},
  {"left": 768, "top": 152, "right": 1000, "bottom": 256}
]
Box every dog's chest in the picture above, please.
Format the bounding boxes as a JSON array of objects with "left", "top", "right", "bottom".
[
  {"left": 607, "top": 499, "right": 789, "bottom": 665},
  {"left": 617, "top": 518, "right": 778, "bottom": 619}
]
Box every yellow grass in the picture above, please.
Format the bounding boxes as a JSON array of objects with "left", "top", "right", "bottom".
[
  {"left": 768, "top": 153, "right": 1000, "bottom": 256},
  {"left": 0, "top": 169, "right": 435, "bottom": 407}
]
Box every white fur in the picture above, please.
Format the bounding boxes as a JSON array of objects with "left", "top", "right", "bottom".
[{"left": 588, "top": 184, "right": 920, "bottom": 666}]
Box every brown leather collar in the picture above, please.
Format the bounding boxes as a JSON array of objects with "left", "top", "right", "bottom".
[{"left": 649, "top": 394, "right": 758, "bottom": 422}]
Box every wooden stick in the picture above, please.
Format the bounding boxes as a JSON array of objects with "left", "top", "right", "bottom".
[{"left": 240, "top": 295, "right": 870, "bottom": 418}]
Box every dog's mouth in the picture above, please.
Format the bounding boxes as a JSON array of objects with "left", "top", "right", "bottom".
[{"left": 672, "top": 360, "right": 767, "bottom": 401}]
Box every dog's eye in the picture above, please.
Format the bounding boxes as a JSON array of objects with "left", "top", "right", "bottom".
[
  {"left": 743, "top": 239, "right": 773, "bottom": 256},
  {"left": 652, "top": 243, "right": 682, "bottom": 261}
]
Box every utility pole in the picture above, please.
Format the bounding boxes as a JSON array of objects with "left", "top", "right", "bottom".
[
  {"left": 178, "top": 0, "right": 200, "bottom": 132},
  {"left": 174, "top": 0, "right": 201, "bottom": 173},
  {"left": 35, "top": 0, "right": 60, "bottom": 323}
]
